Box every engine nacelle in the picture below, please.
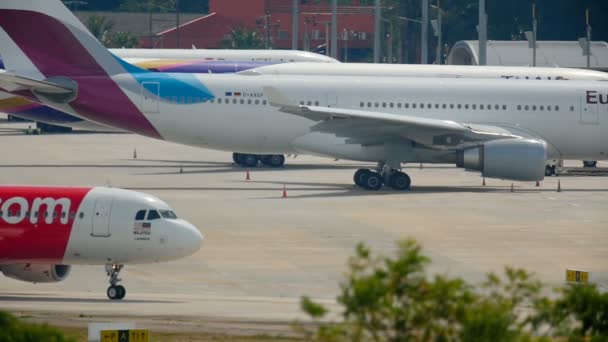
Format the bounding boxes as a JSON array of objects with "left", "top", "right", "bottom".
[
  {"left": 457, "top": 139, "right": 547, "bottom": 181},
  {"left": 0, "top": 264, "right": 71, "bottom": 283}
]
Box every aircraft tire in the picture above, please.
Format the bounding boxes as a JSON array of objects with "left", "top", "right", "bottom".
[
  {"left": 389, "top": 172, "right": 411, "bottom": 191},
  {"left": 233, "top": 153, "right": 245, "bottom": 165},
  {"left": 116, "top": 285, "right": 126, "bottom": 299},
  {"left": 354, "top": 169, "right": 371, "bottom": 187},
  {"left": 266, "top": 155, "right": 285, "bottom": 168},
  {"left": 242, "top": 154, "right": 259, "bottom": 168},
  {"left": 107, "top": 286, "right": 119, "bottom": 300},
  {"left": 363, "top": 172, "right": 383, "bottom": 191}
]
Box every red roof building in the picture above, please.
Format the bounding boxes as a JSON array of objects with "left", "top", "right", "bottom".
[{"left": 141, "top": 0, "right": 376, "bottom": 62}]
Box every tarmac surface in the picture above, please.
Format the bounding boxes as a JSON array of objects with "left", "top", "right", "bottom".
[{"left": 0, "top": 118, "right": 606, "bottom": 335}]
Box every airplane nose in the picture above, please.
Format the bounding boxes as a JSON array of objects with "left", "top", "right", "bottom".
[{"left": 175, "top": 220, "right": 203, "bottom": 257}]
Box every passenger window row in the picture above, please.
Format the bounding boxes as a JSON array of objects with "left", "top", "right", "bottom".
[
  {"left": 356, "top": 102, "right": 577, "bottom": 112},
  {"left": 165, "top": 97, "right": 268, "bottom": 106},
  {"left": 359, "top": 102, "right": 509, "bottom": 111}
]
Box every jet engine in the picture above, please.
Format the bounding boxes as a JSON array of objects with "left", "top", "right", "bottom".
[
  {"left": 457, "top": 139, "right": 547, "bottom": 181},
  {"left": 0, "top": 264, "right": 71, "bottom": 283}
]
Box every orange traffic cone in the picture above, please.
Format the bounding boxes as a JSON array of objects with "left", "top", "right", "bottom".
[
  {"left": 133, "top": 149, "right": 137, "bottom": 159},
  {"left": 482, "top": 177, "right": 486, "bottom": 186},
  {"left": 282, "top": 184, "right": 288, "bottom": 198},
  {"left": 557, "top": 179, "right": 562, "bottom": 192},
  {"left": 535, "top": 181, "right": 540, "bottom": 187},
  {"left": 510, "top": 183, "right": 514, "bottom": 192},
  {"left": 246, "top": 169, "right": 251, "bottom": 181}
]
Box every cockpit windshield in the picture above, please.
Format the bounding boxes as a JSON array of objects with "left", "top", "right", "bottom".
[{"left": 159, "top": 210, "right": 178, "bottom": 219}]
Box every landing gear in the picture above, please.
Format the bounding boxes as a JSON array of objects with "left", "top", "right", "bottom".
[
  {"left": 233, "top": 153, "right": 285, "bottom": 168},
  {"left": 583, "top": 160, "right": 597, "bottom": 168},
  {"left": 388, "top": 171, "right": 411, "bottom": 191},
  {"left": 105, "top": 264, "right": 126, "bottom": 300},
  {"left": 260, "top": 155, "right": 285, "bottom": 168},
  {"left": 545, "top": 165, "right": 556, "bottom": 177},
  {"left": 353, "top": 167, "right": 412, "bottom": 191}
]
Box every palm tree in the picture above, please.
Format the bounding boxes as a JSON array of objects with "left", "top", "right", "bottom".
[
  {"left": 220, "top": 26, "right": 267, "bottom": 49},
  {"left": 87, "top": 14, "right": 115, "bottom": 46}
]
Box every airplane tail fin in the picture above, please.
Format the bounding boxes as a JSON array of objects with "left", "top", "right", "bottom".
[
  {"left": 0, "top": 0, "right": 147, "bottom": 79},
  {"left": 0, "top": 0, "right": 162, "bottom": 139}
]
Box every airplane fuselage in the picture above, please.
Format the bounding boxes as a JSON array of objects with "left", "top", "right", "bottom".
[{"left": 93, "top": 73, "right": 608, "bottom": 163}]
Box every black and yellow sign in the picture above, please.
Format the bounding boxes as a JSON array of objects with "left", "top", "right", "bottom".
[
  {"left": 566, "top": 269, "right": 590, "bottom": 284},
  {"left": 100, "top": 329, "right": 149, "bottom": 342}
]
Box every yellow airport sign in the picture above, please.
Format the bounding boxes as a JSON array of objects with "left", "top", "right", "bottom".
[
  {"left": 100, "top": 329, "right": 149, "bottom": 342},
  {"left": 566, "top": 269, "right": 590, "bottom": 284}
]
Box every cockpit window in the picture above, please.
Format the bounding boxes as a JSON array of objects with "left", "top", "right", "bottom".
[
  {"left": 135, "top": 210, "right": 146, "bottom": 221},
  {"left": 159, "top": 210, "right": 178, "bottom": 219},
  {"left": 147, "top": 210, "right": 161, "bottom": 220}
]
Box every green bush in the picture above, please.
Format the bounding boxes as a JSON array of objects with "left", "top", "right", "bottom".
[
  {"left": 0, "top": 311, "right": 74, "bottom": 342},
  {"left": 300, "top": 239, "right": 607, "bottom": 341}
]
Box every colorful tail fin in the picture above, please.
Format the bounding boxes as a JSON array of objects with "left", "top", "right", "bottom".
[
  {"left": 0, "top": 0, "right": 162, "bottom": 139},
  {"left": 0, "top": 0, "right": 143, "bottom": 78}
]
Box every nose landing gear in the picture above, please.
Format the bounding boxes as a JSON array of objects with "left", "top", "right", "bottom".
[{"left": 105, "top": 264, "right": 126, "bottom": 300}]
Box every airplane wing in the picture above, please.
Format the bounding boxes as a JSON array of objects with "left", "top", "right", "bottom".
[
  {"left": 264, "top": 86, "right": 521, "bottom": 148},
  {"left": 0, "top": 72, "right": 76, "bottom": 103}
]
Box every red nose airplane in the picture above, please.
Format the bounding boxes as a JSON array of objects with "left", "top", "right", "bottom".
[{"left": 0, "top": 185, "right": 203, "bottom": 300}]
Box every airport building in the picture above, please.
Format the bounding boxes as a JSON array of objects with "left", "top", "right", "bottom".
[
  {"left": 140, "top": 0, "right": 376, "bottom": 61},
  {"left": 448, "top": 40, "right": 608, "bottom": 71}
]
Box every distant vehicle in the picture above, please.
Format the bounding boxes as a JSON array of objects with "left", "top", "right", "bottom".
[
  {"left": 0, "top": 0, "right": 607, "bottom": 190},
  {"left": 0, "top": 186, "right": 202, "bottom": 300}
]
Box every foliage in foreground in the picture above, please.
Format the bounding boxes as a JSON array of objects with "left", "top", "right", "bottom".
[
  {"left": 0, "top": 311, "right": 75, "bottom": 342},
  {"left": 300, "top": 239, "right": 608, "bottom": 341}
]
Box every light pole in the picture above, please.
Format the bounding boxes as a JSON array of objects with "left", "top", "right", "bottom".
[
  {"left": 343, "top": 29, "right": 348, "bottom": 62},
  {"left": 478, "top": 0, "right": 487, "bottom": 65},
  {"left": 381, "top": 18, "right": 393, "bottom": 63},
  {"left": 586, "top": 9, "right": 591, "bottom": 69},
  {"left": 292, "top": 0, "right": 299, "bottom": 50},
  {"left": 331, "top": 0, "right": 338, "bottom": 59},
  {"left": 421, "top": 0, "right": 429, "bottom": 64},
  {"left": 374, "top": 0, "right": 381, "bottom": 63},
  {"left": 430, "top": 1, "right": 443, "bottom": 64},
  {"left": 532, "top": 2, "right": 537, "bottom": 67}
]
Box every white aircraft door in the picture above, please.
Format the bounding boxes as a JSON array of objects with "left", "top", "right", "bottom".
[
  {"left": 581, "top": 96, "right": 599, "bottom": 125},
  {"left": 141, "top": 82, "right": 160, "bottom": 113},
  {"left": 91, "top": 198, "right": 113, "bottom": 237}
]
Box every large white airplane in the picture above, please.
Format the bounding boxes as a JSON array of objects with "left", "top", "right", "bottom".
[
  {"left": 245, "top": 62, "right": 608, "bottom": 81},
  {"left": 0, "top": 1, "right": 606, "bottom": 190},
  {"left": 111, "top": 48, "right": 340, "bottom": 64},
  {"left": 0, "top": 185, "right": 202, "bottom": 300}
]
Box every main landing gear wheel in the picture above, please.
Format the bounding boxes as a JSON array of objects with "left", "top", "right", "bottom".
[
  {"left": 545, "top": 165, "right": 556, "bottom": 177},
  {"left": 261, "top": 155, "right": 285, "bottom": 168},
  {"left": 354, "top": 169, "right": 372, "bottom": 187},
  {"left": 363, "top": 172, "right": 383, "bottom": 190},
  {"left": 105, "top": 264, "right": 126, "bottom": 300},
  {"left": 389, "top": 171, "right": 411, "bottom": 191},
  {"left": 353, "top": 168, "right": 412, "bottom": 191},
  {"left": 232, "top": 153, "right": 244, "bottom": 165}
]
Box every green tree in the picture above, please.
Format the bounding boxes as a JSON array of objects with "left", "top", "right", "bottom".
[
  {"left": 0, "top": 311, "right": 75, "bottom": 342},
  {"left": 220, "top": 26, "right": 267, "bottom": 49},
  {"left": 108, "top": 31, "right": 140, "bottom": 48},
  {"left": 86, "top": 14, "right": 115, "bottom": 46},
  {"left": 299, "top": 239, "right": 607, "bottom": 341}
]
